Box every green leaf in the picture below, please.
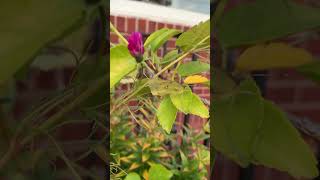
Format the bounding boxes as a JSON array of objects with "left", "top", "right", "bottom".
[
  {"left": 148, "top": 79, "right": 184, "bottom": 96},
  {"left": 144, "top": 28, "right": 180, "bottom": 52},
  {"left": 110, "top": 45, "right": 137, "bottom": 89},
  {"left": 236, "top": 43, "right": 314, "bottom": 71},
  {"left": 177, "top": 61, "right": 210, "bottom": 76},
  {"left": 0, "top": 0, "right": 86, "bottom": 85},
  {"left": 157, "top": 96, "right": 178, "bottom": 133},
  {"left": 149, "top": 164, "right": 173, "bottom": 180},
  {"left": 254, "top": 100, "right": 318, "bottom": 178},
  {"left": 180, "top": 150, "right": 189, "bottom": 167},
  {"left": 198, "top": 145, "right": 210, "bottom": 166},
  {"left": 212, "top": 79, "right": 319, "bottom": 178},
  {"left": 212, "top": 83, "right": 264, "bottom": 166},
  {"left": 125, "top": 173, "right": 141, "bottom": 180},
  {"left": 176, "top": 20, "right": 210, "bottom": 51},
  {"left": 212, "top": 68, "right": 236, "bottom": 95},
  {"left": 161, "top": 50, "right": 180, "bottom": 65},
  {"left": 134, "top": 79, "right": 151, "bottom": 97},
  {"left": 297, "top": 61, "right": 320, "bottom": 84},
  {"left": 217, "top": 0, "right": 320, "bottom": 48},
  {"left": 74, "top": 56, "right": 107, "bottom": 108},
  {"left": 170, "top": 88, "right": 209, "bottom": 118}
]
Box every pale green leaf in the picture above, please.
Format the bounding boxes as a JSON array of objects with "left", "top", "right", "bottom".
[
  {"left": 217, "top": 0, "right": 320, "bottom": 48},
  {"left": 0, "top": 0, "right": 86, "bottom": 85},
  {"left": 144, "top": 28, "right": 180, "bottom": 52},
  {"left": 176, "top": 20, "right": 210, "bottom": 51},
  {"left": 125, "top": 173, "right": 141, "bottom": 180},
  {"left": 149, "top": 164, "right": 173, "bottom": 180},
  {"left": 110, "top": 45, "right": 137, "bottom": 88},
  {"left": 157, "top": 96, "right": 178, "bottom": 133},
  {"left": 177, "top": 61, "right": 210, "bottom": 76},
  {"left": 170, "top": 88, "right": 209, "bottom": 118}
]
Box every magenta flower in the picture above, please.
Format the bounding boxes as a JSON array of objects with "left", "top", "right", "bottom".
[{"left": 128, "top": 32, "right": 144, "bottom": 62}]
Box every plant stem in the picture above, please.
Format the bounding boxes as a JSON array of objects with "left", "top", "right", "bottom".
[
  {"left": 0, "top": 139, "right": 18, "bottom": 170},
  {"left": 213, "top": 0, "right": 229, "bottom": 23},
  {"left": 110, "top": 22, "right": 128, "bottom": 45}
]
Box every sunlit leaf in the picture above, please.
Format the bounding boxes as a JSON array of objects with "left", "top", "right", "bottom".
[
  {"left": 125, "top": 173, "right": 141, "bottom": 180},
  {"left": 110, "top": 45, "right": 137, "bottom": 89},
  {"left": 236, "top": 43, "right": 314, "bottom": 71},
  {"left": 176, "top": 20, "right": 210, "bottom": 51},
  {"left": 170, "top": 88, "right": 209, "bottom": 118},
  {"left": 144, "top": 28, "right": 180, "bottom": 52},
  {"left": 149, "top": 164, "right": 173, "bottom": 180},
  {"left": 157, "top": 96, "right": 178, "bottom": 134}
]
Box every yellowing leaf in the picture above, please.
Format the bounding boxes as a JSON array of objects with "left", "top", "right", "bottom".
[
  {"left": 128, "top": 162, "right": 141, "bottom": 171},
  {"left": 237, "top": 43, "right": 314, "bottom": 71},
  {"left": 120, "top": 157, "right": 132, "bottom": 163},
  {"left": 143, "top": 170, "right": 149, "bottom": 180},
  {"left": 142, "top": 143, "right": 151, "bottom": 151},
  {"left": 142, "top": 154, "right": 150, "bottom": 162},
  {"left": 184, "top": 75, "right": 209, "bottom": 84}
]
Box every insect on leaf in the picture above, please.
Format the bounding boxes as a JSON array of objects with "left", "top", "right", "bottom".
[{"left": 148, "top": 79, "right": 184, "bottom": 96}]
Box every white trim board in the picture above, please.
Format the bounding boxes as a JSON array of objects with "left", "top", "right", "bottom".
[{"left": 110, "top": 0, "right": 210, "bottom": 27}]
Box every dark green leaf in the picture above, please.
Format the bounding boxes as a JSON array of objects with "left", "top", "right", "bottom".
[
  {"left": 212, "top": 78, "right": 319, "bottom": 178},
  {"left": 212, "top": 68, "right": 236, "bottom": 95},
  {"left": 253, "top": 100, "right": 318, "bottom": 178},
  {"left": 297, "top": 61, "right": 320, "bottom": 84},
  {"left": 0, "top": 0, "right": 86, "bottom": 85},
  {"left": 217, "top": 0, "right": 320, "bottom": 48}
]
